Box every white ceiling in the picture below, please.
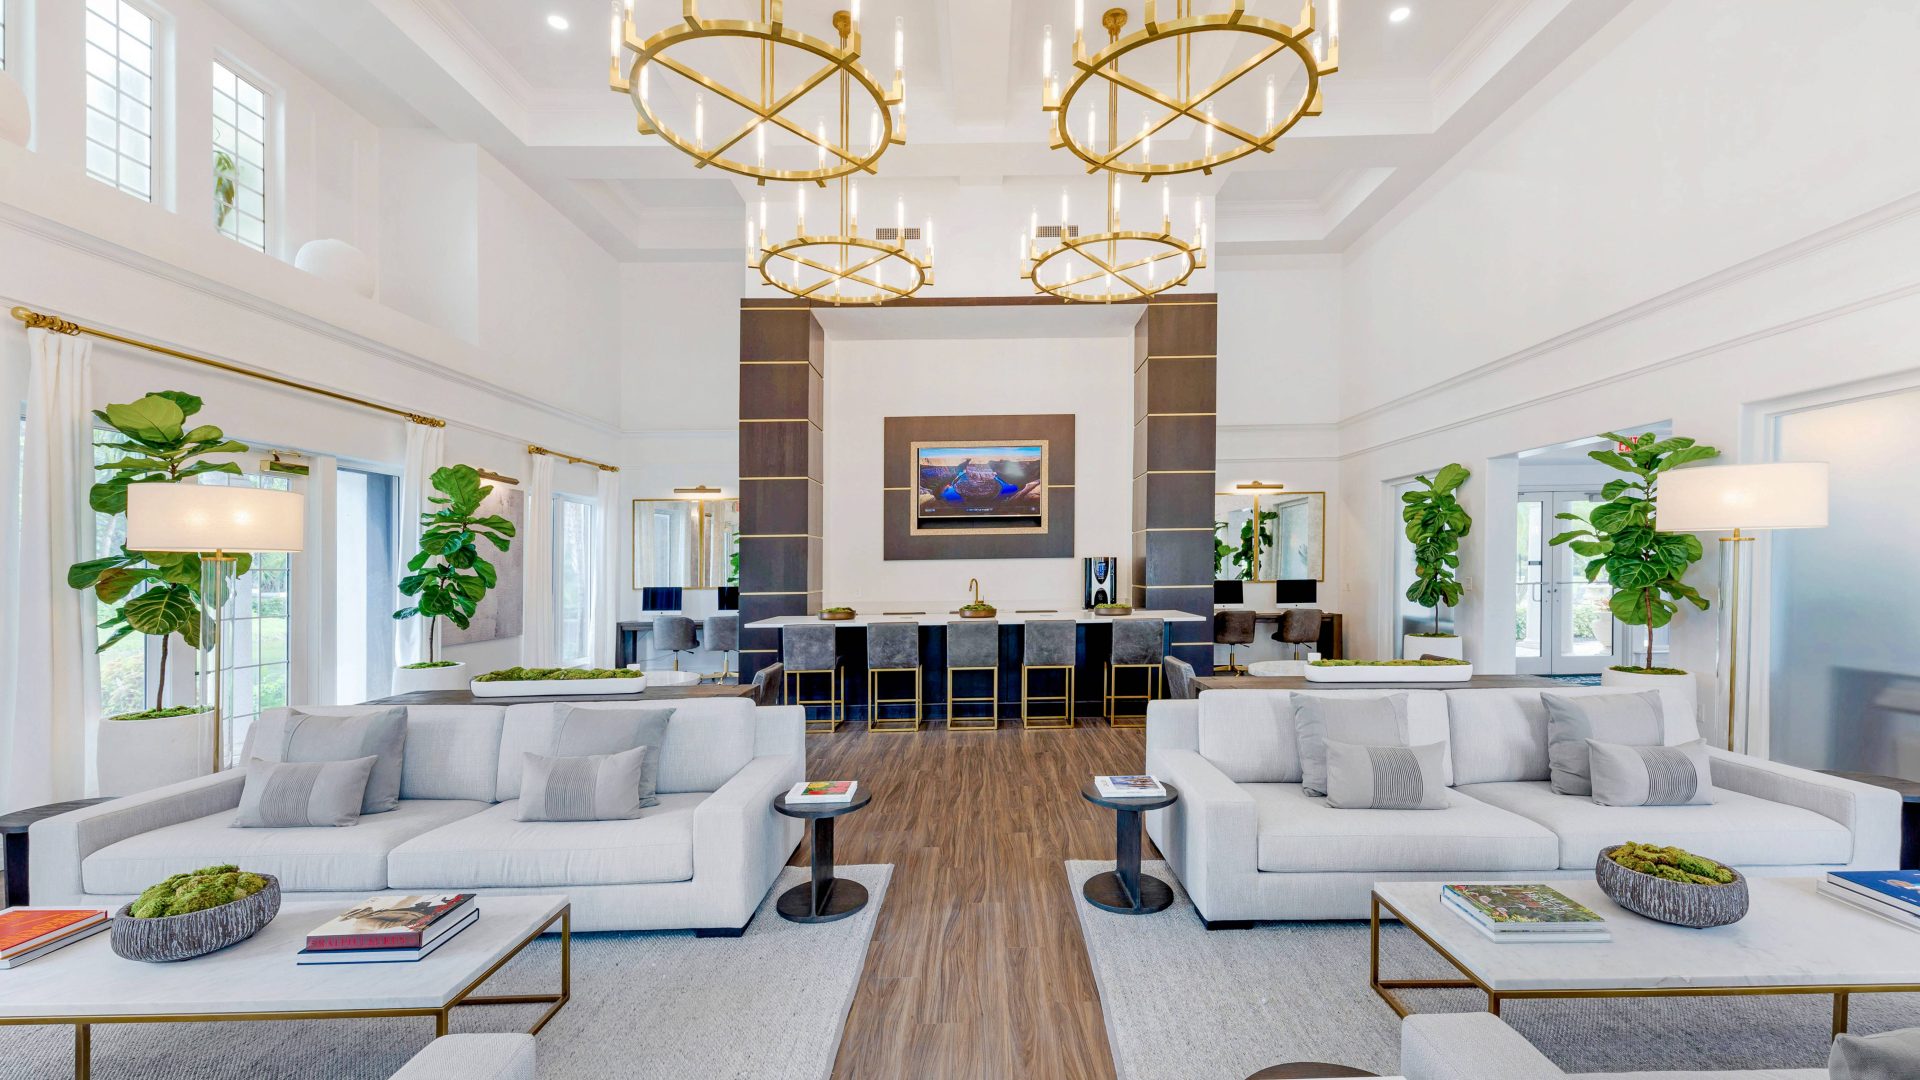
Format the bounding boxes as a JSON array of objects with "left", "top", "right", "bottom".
[{"left": 207, "top": 0, "right": 1633, "bottom": 261}]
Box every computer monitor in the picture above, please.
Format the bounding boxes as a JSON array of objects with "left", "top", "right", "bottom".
[
  {"left": 717, "top": 586, "right": 740, "bottom": 611},
  {"left": 1213, "top": 580, "right": 1245, "bottom": 605},
  {"left": 1273, "top": 579, "right": 1318, "bottom": 604},
  {"left": 641, "top": 586, "right": 684, "bottom": 612}
]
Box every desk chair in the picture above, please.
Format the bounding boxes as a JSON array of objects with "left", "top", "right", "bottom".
[
  {"left": 703, "top": 614, "right": 739, "bottom": 682},
  {"left": 1274, "top": 607, "right": 1323, "bottom": 659},
  {"left": 1213, "top": 609, "right": 1256, "bottom": 675},
  {"left": 652, "top": 615, "right": 698, "bottom": 670}
]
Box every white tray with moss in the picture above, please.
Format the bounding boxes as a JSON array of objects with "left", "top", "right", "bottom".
[
  {"left": 469, "top": 666, "right": 650, "bottom": 697},
  {"left": 1303, "top": 658, "right": 1474, "bottom": 683}
]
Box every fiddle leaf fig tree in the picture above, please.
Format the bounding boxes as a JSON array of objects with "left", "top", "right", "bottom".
[
  {"left": 1402, "top": 463, "right": 1473, "bottom": 636},
  {"left": 394, "top": 465, "right": 516, "bottom": 664},
  {"left": 1547, "top": 431, "right": 1720, "bottom": 671},
  {"left": 67, "top": 392, "right": 251, "bottom": 714}
]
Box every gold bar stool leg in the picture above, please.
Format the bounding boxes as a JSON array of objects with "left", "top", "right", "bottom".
[{"left": 945, "top": 666, "right": 999, "bottom": 730}]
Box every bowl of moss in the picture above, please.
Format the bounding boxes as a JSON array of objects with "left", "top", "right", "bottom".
[
  {"left": 819, "top": 606, "right": 857, "bottom": 621},
  {"left": 957, "top": 602, "right": 997, "bottom": 619},
  {"left": 1597, "top": 842, "right": 1747, "bottom": 928},
  {"left": 111, "top": 864, "right": 280, "bottom": 962}
]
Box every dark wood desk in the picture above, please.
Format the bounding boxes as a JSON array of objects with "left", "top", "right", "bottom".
[
  {"left": 1194, "top": 673, "right": 1561, "bottom": 692},
  {"left": 1228, "top": 609, "right": 1344, "bottom": 659},
  {"left": 371, "top": 683, "right": 754, "bottom": 707}
]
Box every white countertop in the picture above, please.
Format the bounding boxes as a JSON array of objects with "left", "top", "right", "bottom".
[
  {"left": 1376, "top": 877, "right": 1920, "bottom": 992},
  {"left": 0, "top": 896, "right": 566, "bottom": 1018},
  {"left": 743, "top": 607, "right": 1206, "bottom": 630}
]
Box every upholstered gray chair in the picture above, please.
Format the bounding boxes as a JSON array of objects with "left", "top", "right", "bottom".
[
  {"left": 781, "top": 623, "right": 842, "bottom": 733},
  {"left": 945, "top": 619, "right": 1000, "bottom": 730},
  {"left": 866, "top": 621, "right": 923, "bottom": 732},
  {"left": 1105, "top": 618, "right": 1165, "bottom": 727},
  {"left": 703, "top": 614, "right": 739, "bottom": 682},
  {"left": 748, "top": 661, "right": 784, "bottom": 707},
  {"left": 1022, "top": 619, "right": 1078, "bottom": 729},
  {"left": 1212, "top": 608, "right": 1256, "bottom": 675},
  {"left": 1274, "top": 607, "right": 1324, "bottom": 658},
  {"left": 652, "top": 615, "right": 698, "bottom": 670},
  {"left": 1162, "top": 655, "right": 1198, "bottom": 700}
]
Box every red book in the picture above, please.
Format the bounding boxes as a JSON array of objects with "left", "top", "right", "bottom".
[
  {"left": 0, "top": 908, "right": 107, "bottom": 957},
  {"left": 304, "top": 894, "right": 476, "bottom": 951}
]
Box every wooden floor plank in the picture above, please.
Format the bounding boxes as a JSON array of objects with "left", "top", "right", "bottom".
[{"left": 796, "top": 721, "right": 1153, "bottom": 1080}]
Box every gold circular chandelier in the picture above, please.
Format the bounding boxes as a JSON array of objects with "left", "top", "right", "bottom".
[
  {"left": 1042, "top": 0, "right": 1339, "bottom": 179},
  {"left": 751, "top": 183, "right": 936, "bottom": 305},
  {"left": 610, "top": 1, "right": 906, "bottom": 185}
]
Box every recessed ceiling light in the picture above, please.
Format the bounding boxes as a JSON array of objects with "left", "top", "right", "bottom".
[
  {"left": 1389, "top": 6, "right": 1412, "bottom": 23},
  {"left": 546, "top": 13, "right": 570, "bottom": 31}
]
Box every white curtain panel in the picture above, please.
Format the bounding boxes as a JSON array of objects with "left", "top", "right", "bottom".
[
  {"left": 588, "top": 468, "right": 622, "bottom": 668},
  {"left": 519, "top": 453, "right": 556, "bottom": 667},
  {"left": 393, "top": 422, "right": 444, "bottom": 666},
  {"left": 3, "top": 329, "right": 100, "bottom": 810},
  {"left": 299, "top": 454, "right": 338, "bottom": 705}
]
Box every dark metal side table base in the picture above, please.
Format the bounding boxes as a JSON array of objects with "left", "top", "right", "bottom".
[
  {"left": 773, "top": 789, "right": 873, "bottom": 924},
  {"left": 1079, "top": 780, "right": 1180, "bottom": 915},
  {"left": 1082, "top": 869, "right": 1174, "bottom": 914}
]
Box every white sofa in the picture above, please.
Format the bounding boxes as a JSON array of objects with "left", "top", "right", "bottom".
[
  {"left": 1144, "top": 687, "right": 1900, "bottom": 925},
  {"left": 393, "top": 1035, "right": 535, "bottom": 1080},
  {"left": 30, "top": 698, "right": 806, "bottom": 933},
  {"left": 1400, "top": 1013, "right": 1823, "bottom": 1080}
]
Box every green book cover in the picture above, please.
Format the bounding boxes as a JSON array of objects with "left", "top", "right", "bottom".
[{"left": 1443, "top": 884, "right": 1604, "bottom": 926}]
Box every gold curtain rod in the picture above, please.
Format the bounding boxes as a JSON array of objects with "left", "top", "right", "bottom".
[
  {"left": 11, "top": 305, "right": 446, "bottom": 427},
  {"left": 527, "top": 444, "right": 619, "bottom": 473}
]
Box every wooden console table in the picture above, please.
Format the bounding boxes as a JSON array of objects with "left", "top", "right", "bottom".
[{"left": 1194, "top": 673, "right": 1561, "bottom": 693}]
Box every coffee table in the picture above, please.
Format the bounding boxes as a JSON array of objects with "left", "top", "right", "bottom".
[
  {"left": 0, "top": 895, "right": 568, "bottom": 1079},
  {"left": 1371, "top": 877, "right": 1920, "bottom": 1035}
]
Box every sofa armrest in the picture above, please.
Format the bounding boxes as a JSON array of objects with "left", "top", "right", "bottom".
[
  {"left": 1707, "top": 749, "right": 1901, "bottom": 867},
  {"left": 1401, "top": 1014, "right": 1565, "bottom": 1080},
  {"left": 752, "top": 704, "right": 806, "bottom": 760},
  {"left": 691, "top": 753, "right": 806, "bottom": 928},
  {"left": 1141, "top": 748, "right": 1258, "bottom": 921},
  {"left": 390, "top": 1035, "right": 534, "bottom": 1080},
  {"left": 29, "top": 770, "right": 246, "bottom": 905},
  {"left": 1146, "top": 699, "right": 1199, "bottom": 753}
]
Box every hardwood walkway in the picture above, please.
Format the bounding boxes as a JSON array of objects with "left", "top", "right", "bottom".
[{"left": 795, "top": 722, "right": 1155, "bottom": 1080}]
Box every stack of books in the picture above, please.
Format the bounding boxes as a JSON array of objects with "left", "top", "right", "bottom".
[
  {"left": 1441, "top": 884, "right": 1611, "bottom": 943},
  {"left": 1094, "top": 775, "right": 1167, "bottom": 800},
  {"left": 1820, "top": 870, "right": 1920, "bottom": 931},
  {"left": 296, "top": 893, "right": 477, "bottom": 965},
  {"left": 786, "top": 780, "right": 857, "bottom": 805},
  {"left": 0, "top": 907, "right": 111, "bottom": 969}
]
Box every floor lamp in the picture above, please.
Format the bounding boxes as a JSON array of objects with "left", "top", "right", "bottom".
[
  {"left": 1659, "top": 463, "right": 1828, "bottom": 752},
  {"left": 126, "top": 484, "right": 305, "bottom": 772}
]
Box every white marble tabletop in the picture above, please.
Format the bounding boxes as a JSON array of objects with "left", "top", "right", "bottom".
[
  {"left": 1376, "top": 877, "right": 1920, "bottom": 992},
  {"left": 0, "top": 895, "right": 566, "bottom": 1018},
  {"left": 743, "top": 607, "right": 1206, "bottom": 630}
]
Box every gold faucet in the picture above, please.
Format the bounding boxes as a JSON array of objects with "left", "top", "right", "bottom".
[{"left": 968, "top": 577, "right": 982, "bottom": 605}]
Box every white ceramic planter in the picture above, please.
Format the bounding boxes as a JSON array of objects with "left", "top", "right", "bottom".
[
  {"left": 1601, "top": 667, "right": 1698, "bottom": 713},
  {"left": 1245, "top": 660, "right": 1307, "bottom": 677},
  {"left": 469, "top": 675, "right": 649, "bottom": 698},
  {"left": 97, "top": 710, "right": 213, "bottom": 796},
  {"left": 391, "top": 662, "right": 470, "bottom": 694},
  {"left": 1304, "top": 663, "right": 1474, "bottom": 684},
  {"left": 1404, "top": 634, "right": 1464, "bottom": 660}
]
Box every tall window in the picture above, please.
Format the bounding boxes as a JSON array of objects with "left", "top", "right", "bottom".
[
  {"left": 93, "top": 436, "right": 150, "bottom": 719},
  {"left": 198, "top": 470, "right": 295, "bottom": 762},
  {"left": 555, "top": 496, "right": 594, "bottom": 666},
  {"left": 211, "top": 61, "right": 268, "bottom": 250},
  {"left": 84, "top": 0, "right": 156, "bottom": 200},
  {"left": 336, "top": 468, "right": 397, "bottom": 703}
]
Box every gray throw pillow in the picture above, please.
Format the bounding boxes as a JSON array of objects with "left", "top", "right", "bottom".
[
  {"left": 252, "top": 707, "right": 407, "bottom": 814},
  {"left": 516, "top": 746, "right": 653, "bottom": 822},
  {"left": 1830, "top": 1026, "right": 1920, "bottom": 1080},
  {"left": 1587, "top": 738, "right": 1714, "bottom": 806},
  {"left": 1293, "top": 694, "right": 1410, "bottom": 797},
  {"left": 1324, "top": 739, "right": 1449, "bottom": 810},
  {"left": 546, "top": 705, "right": 673, "bottom": 808},
  {"left": 231, "top": 756, "right": 377, "bottom": 828},
  {"left": 1542, "top": 692, "right": 1666, "bottom": 796}
]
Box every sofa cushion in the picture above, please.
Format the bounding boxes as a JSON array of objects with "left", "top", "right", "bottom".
[
  {"left": 1544, "top": 691, "right": 1667, "bottom": 796},
  {"left": 386, "top": 794, "right": 702, "bottom": 889},
  {"left": 1448, "top": 687, "right": 1700, "bottom": 787},
  {"left": 1197, "top": 690, "right": 1451, "bottom": 786},
  {"left": 1295, "top": 694, "right": 1410, "bottom": 797},
  {"left": 1325, "top": 740, "right": 1449, "bottom": 811},
  {"left": 1588, "top": 738, "right": 1714, "bottom": 807},
  {"left": 497, "top": 700, "right": 755, "bottom": 796},
  {"left": 82, "top": 798, "right": 489, "bottom": 895},
  {"left": 247, "top": 704, "right": 503, "bottom": 803},
  {"left": 249, "top": 707, "right": 407, "bottom": 814},
  {"left": 231, "top": 756, "right": 377, "bottom": 828},
  {"left": 1458, "top": 780, "right": 1854, "bottom": 868},
  {"left": 1246, "top": 783, "right": 1560, "bottom": 874},
  {"left": 494, "top": 704, "right": 672, "bottom": 801},
  {"left": 515, "top": 746, "right": 653, "bottom": 822}
]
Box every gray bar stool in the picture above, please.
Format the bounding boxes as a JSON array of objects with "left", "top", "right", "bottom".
[
  {"left": 1275, "top": 607, "right": 1324, "bottom": 659},
  {"left": 1022, "top": 620, "right": 1078, "bottom": 729},
  {"left": 1105, "top": 618, "right": 1165, "bottom": 728},
  {"left": 945, "top": 620, "right": 1000, "bottom": 731},
  {"left": 781, "top": 624, "right": 842, "bottom": 734},
  {"left": 749, "top": 661, "right": 784, "bottom": 707},
  {"left": 1213, "top": 609, "right": 1256, "bottom": 675},
  {"left": 703, "top": 614, "right": 739, "bottom": 682},
  {"left": 652, "top": 615, "right": 697, "bottom": 671},
  {"left": 1162, "top": 655, "right": 1198, "bottom": 700},
  {"left": 866, "top": 622, "right": 923, "bottom": 733}
]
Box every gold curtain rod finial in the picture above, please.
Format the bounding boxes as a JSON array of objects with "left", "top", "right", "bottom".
[
  {"left": 12, "top": 307, "right": 83, "bottom": 335},
  {"left": 403, "top": 412, "right": 447, "bottom": 428},
  {"left": 529, "top": 444, "right": 622, "bottom": 473}
]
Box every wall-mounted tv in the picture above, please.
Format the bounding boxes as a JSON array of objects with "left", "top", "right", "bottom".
[{"left": 913, "top": 442, "right": 1046, "bottom": 522}]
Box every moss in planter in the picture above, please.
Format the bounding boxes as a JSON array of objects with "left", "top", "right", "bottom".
[
  {"left": 128, "top": 864, "right": 270, "bottom": 918},
  {"left": 1309, "top": 658, "right": 1470, "bottom": 667},
  {"left": 1607, "top": 842, "right": 1735, "bottom": 886},
  {"left": 401, "top": 660, "right": 461, "bottom": 670},
  {"left": 107, "top": 705, "right": 205, "bottom": 722},
  {"left": 474, "top": 666, "right": 645, "bottom": 683},
  {"left": 820, "top": 606, "right": 855, "bottom": 614},
  {"left": 1609, "top": 665, "right": 1689, "bottom": 676}
]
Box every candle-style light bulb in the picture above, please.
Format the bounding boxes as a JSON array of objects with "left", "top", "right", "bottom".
[
  {"left": 924, "top": 217, "right": 933, "bottom": 259},
  {"left": 1061, "top": 189, "right": 1070, "bottom": 231},
  {"left": 1147, "top": 256, "right": 1157, "bottom": 283},
  {"left": 896, "top": 195, "right": 905, "bottom": 238},
  {"left": 1074, "top": 0, "right": 1084, "bottom": 38},
  {"left": 851, "top": 181, "right": 860, "bottom": 231},
  {"left": 1017, "top": 231, "right": 1026, "bottom": 268},
  {"left": 639, "top": 62, "right": 649, "bottom": 102},
  {"left": 1029, "top": 208, "right": 1038, "bottom": 253},
  {"left": 1086, "top": 105, "right": 1096, "bottom": 153},
  {"left": 1265, "top": 75, "right": 1277, "bottom": 130},
  {"left": 1140, "top": 113, "right": 1151, "bottom": 164},
  {"left": 609, "top": 2, "right": 623, "bottom": 64},
  {"left": 816, "top": 120, "right": 827, "bottom": 169},
  {"left": 1114, "top": 179, "right": 1122, "bottom": 216},
  {"left": 1329, "top": 0, "right": 1341, "bottom": 57},
  {"left": 894, "top": 16, "right": 904, "bottom": 79},
  {"left": 756, "top": 124, "right": 766, "bottom": 169},
  {"left": 1043, "top": 25, "right": 1053, "bottom": 81},
  {"left": 1161, "top": 178, "right": 1170, "bottom": 226},
  {"left": 694, "top": 94, "right": 705, "bottom": 151},
  {"left": 1204, "top": 104, "right": 1215, "bottom": 157},
  {"left": 744, "top": 214, "right": 753, "bottom": 260},
  {"left": 797, "top": 186, "right": 807, "bottom": 233},
  {"left": 758, "top": 196, "right": 767, "bottom": 235},
  {"left": 869, "top": 111, "right": 879, "bottom": 151}
]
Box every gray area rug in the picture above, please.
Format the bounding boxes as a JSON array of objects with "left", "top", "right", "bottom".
[
  {"left": 0, "top": 864, "right": 889, "bottom": 1080},
  {"left": 1069, "top": 860, "right": 1920, "bottom": 1079}
]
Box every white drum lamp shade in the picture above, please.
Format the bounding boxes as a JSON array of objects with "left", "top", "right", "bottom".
[
  {"left": 126, "top": 484, "right": 306, "bottom": 552},
  {"left": 1658, "top": 463, "right": 1829, "bottom": 532}
]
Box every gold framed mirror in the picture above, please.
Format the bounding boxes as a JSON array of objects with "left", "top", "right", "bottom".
[
  {"left": 1213, "top": 488, "right": 1326, "bottom": 582},
  {"left": 632, "top": 497, "right": 739, "bottom": 590}
]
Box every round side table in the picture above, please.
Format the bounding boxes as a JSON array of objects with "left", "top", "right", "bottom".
[
  {"left": 1079, "top": 780, "right": 1179, "bottom": 914},
  {"left": 772, "top": 789, "right": 873, "bottom": 923}
]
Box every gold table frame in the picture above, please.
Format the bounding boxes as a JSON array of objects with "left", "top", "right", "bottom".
[
  {"left": 1370, "top": 892, "right": 1918, "bottom": 1038},
  {"left": 1, "top": 905, "right": 570, "bottom": 1080}
]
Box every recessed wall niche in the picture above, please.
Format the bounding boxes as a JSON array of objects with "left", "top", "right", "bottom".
[{"left": 883, "top": 414, "right": 1076, "bottom": 560}]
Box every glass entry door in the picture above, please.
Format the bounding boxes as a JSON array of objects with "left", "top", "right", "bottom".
[{"left": 1516, "top": 490, "right": 1618, "bottom": 674}]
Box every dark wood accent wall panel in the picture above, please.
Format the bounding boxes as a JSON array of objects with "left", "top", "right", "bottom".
[
  {"left": 1132, "top": 297, "right": 1217, "bottom": 674},
  {"left": 881, "top": 414, "right": 1075, "bottom": 561},
  {"left": 739, "top": 305, "right": 824, "bottom": 681}
]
